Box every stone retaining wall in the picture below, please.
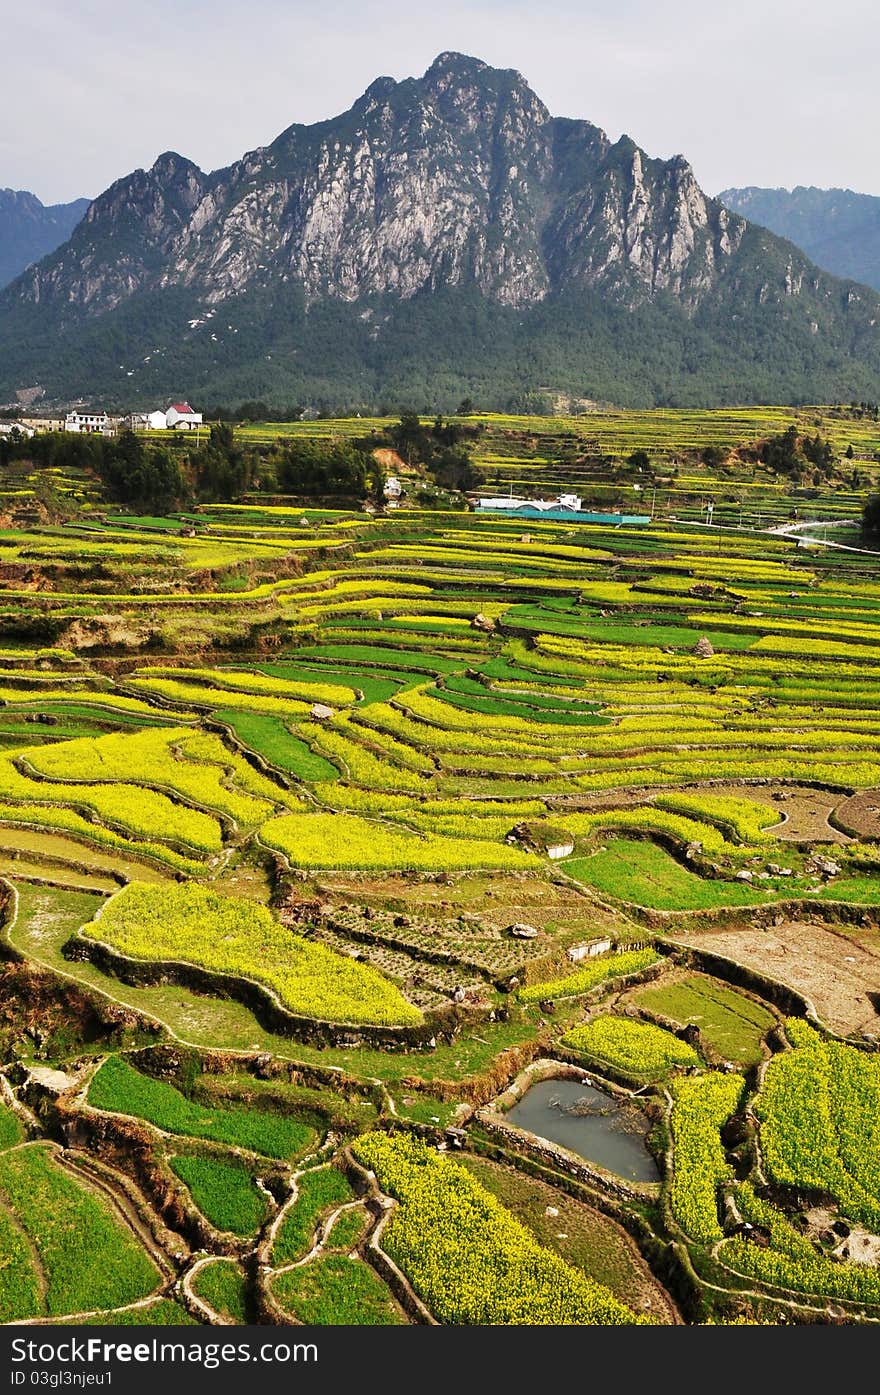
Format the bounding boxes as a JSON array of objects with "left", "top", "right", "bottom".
[{"left": 64, "top": 929, "right": 454, "bottom": 1051}]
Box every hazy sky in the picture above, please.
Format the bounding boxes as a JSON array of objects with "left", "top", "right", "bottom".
[{"left": 5, "top": 0, "right": 879, "bottom": 205}]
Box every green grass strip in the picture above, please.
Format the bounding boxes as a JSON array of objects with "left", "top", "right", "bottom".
[{"left": 89, "top": 1056, "right": 315, "bottom": 1160}]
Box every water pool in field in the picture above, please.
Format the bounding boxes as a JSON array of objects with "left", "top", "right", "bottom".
[{"left": 505, "top": 1078, "right": 660, "bottom": 1183}]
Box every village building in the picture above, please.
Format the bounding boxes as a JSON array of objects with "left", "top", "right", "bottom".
[
  {"left": 19, "top": 416, "right": 65, "bottom": 433},
  {"left": 165, "top": 402, "right": 203, "bottom": 430},
  {"left": 63, "top": 409, "right": 114, "bottom": 436},
  {"left": 125, "top": 410, "right": 168, "bottom": 431}
]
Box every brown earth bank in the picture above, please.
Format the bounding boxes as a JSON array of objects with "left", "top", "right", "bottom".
[{"left": 0, "top": 959, "right": 153, "bottom": 1059}]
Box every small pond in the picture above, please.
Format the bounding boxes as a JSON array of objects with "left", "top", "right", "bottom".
[{"left": 505, "top": 1077, "right": 660, "bottom": 1183}]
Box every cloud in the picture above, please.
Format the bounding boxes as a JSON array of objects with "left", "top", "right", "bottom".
[{"left": 4, "top": 0, "right": 879, "bottom": 204}]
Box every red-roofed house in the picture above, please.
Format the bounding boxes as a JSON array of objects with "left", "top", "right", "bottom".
[{"left": 165, "top": 402, "right": 203, "bottom": 430}]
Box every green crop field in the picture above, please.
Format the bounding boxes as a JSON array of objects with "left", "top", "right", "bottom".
[
  {"left": 88, "top": 1055, "right": 317, "bottom": 1159},
  {"left": 271, "top": 1167, "right": 355, "bottom": 1266},
  {"left": 190, "top": 1260, "right": 249, "bottom": 1323},
  {"left": 0, "top": 1144, "right": 160, "bottom": 1319},
  {"left": 170, "top": 1154, "right": 269, "bottom": 1236},
  {"left": 1, "top": 413, "right": 880, "bottom": 1326},
  {"left": 270, "top": 1255, "right": 404, "bottom": 1325},
  {"left": 630, "top": 976, "right": 775, "bottom": 1065},
  {"left": 562, "top": 841, "right": 766, "bottom": 911}
]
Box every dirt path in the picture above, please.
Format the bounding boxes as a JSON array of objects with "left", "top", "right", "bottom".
[{"left": 181, "top": 1256, "right": 235, "bottom": 1326}]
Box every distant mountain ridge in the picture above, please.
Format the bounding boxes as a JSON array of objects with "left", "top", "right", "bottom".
[
  {"left": 0, "top": 189, "right": 89, "bottom": 291},
  {"left": 3, "top": 54, "right": 880, "bottom": 409},
  {"left": 719, "top": 185, "right": 880, "bottom": 293}
]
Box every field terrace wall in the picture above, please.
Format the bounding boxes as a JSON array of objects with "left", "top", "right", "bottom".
[
  {"left": 392, "top": 1036, "right": 552, "bottom": 1108},
  {"left": 62, "top": 928, "right": 462, "bottom": 1051},
  {"left": 51, "top": 1087, "right": 277, "bottom": 1260},
  {"left": 128, "top": 1043, "right": 388, "bottom": 1120}
]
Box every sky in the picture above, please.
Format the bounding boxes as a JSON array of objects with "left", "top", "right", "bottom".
[{"left": 5, "top": 0, "right": 879, "bottom": 205}]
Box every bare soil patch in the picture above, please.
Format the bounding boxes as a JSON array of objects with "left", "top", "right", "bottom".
[
  {"left": 680, "top": 919, "right": 880, "bottom": 1037},
  {"left": 700, "top": 783, "right": 852, "bottom": 845},
  {"left": 550, "top": 782, "right": 852, "bottom": 844},
  {"left": 833, "top": 790, "right": 880, "bottom": 841}
]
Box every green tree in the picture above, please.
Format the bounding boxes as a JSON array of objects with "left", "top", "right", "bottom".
[
  {"left": 761, "top": 425, "right": 802, "bottom": 476},
  {"left": 863, "top": 494, "right": 880, "bottom": 534},
  {"left": 427, "top": 446, "right": 483, "bottom": 492},
  {"left": 190, "top": 422, "right": 255, "bottom": 501},
  {"left": 273, "top": 440, "right": 372, "bottom": 498},
  {"left": 802, "top": 432, "right": 834, "bottom": 473},
  {"left": 390, "top": 413, "right": 429, "bottom": 467}
]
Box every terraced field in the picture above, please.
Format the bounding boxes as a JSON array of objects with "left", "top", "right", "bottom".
[{"left": 1, "top": 430, "right": 879, "bottom": 1328}]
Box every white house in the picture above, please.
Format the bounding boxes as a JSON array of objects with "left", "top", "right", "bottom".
[
  {"left": 124, "top": 411, "right": 167, "bottom": 431},
  {"left": 383, "top": 476, "right": 403, "bottom": 499},
  {"left": 64, "top": 410, "right": 113, "bottom": 436},
  {"left": 165, "top": 402, "right": 203, "bottom": 430}
]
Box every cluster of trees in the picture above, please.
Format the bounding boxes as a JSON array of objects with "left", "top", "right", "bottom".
[
  {"left": 204, "top": 401, "right": 306, "bottom": 423},
  {"left": 177, "top": 427, "right": 382, "bottom": 504},
  {"left": 383, "top": 413, "right": 484, "bottom": 492},
  {"left": 262, "top": 437, "right": 383, "bottom": 497},
  {"left": 862, "top": 495, "right": 880, "bottom": 534},
  {"left": 200, "top": 399, "right": 488, "bottom": 424},
  {"left": 0, "top": 403, "right": 484, "bottom": 512},
  {"left": 0, "top": 428, "right": 189, "bottom": 510},
  {"left": 760, "top": 425, "right": 836, "bottom": 481},
  {"left": 100, "top": 432, "right": 189, "bottom": 511},
  {"left": 0, "top": 421, "right": 385, "bottom": 511}
]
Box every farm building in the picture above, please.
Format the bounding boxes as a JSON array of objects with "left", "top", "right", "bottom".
[
  {"left": 475, "top": 494, "right": 650, "bottom": 524},
  {"left": 165, "top": 402, "right": 203, "bottom": 430}
]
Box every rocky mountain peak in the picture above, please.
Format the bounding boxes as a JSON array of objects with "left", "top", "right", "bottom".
[
  {"left": 2, "top": 53, "right": 878, "bottom": 406},
  {"left": 7, "top": 53, "right": 746, "bottom": 315}
]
